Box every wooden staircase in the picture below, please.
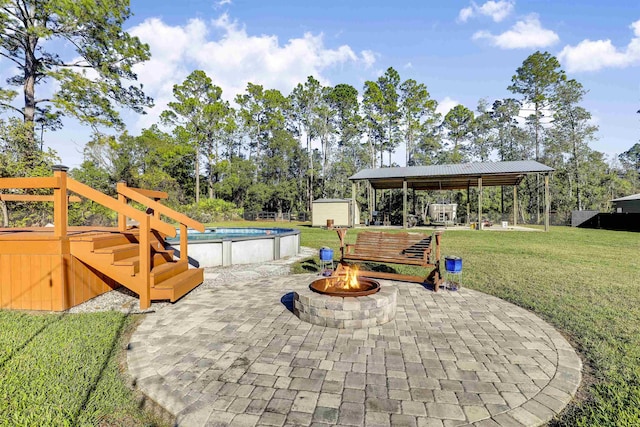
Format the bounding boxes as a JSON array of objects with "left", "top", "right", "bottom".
[
  {"left": 70, "top": 230, "right": 203, "bottom": 303},
  {"left": 0, "top": 167, "right": 206, "bottom": 310}
]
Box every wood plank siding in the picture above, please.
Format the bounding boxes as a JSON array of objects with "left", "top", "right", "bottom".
[{"left": 0, "top": 233, "right": 118, "bottom": 311}]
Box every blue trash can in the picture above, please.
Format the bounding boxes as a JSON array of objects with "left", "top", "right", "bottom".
[
  {"left": 319, "top": 247, "right": 334, "bottom": 276},
  {"left": 444, "top": 256, "right": 462, "bottom": 291},
  {"left": 445, "top": 256, "right": 462, "bottom": 272},
  {"left": 319, "top": 247, "right": 333, "bottom": 261}
]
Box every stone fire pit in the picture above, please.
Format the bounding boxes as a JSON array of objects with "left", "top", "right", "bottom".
[{"left": 293, "top": 276, "right": 397, "bottom": 328}]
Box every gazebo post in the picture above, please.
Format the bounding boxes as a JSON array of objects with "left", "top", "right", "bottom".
[
  {"left": 477, "top": 177, "right": 483, "bottom": 229},
  {"left": 467, "top": 181, "right": 471, "bottom": 225},
  {"left": 544, "top": 174, "right": 550, "bottom": 231},
  {"left": 402, "top": 179, "right": 407, "bottom": 229},
  {"left": 351, "top": 182, "right": 356, "bottom": 227},
  {"left": 368, "top": 182, "right": 373, "bottom": 224},
  {"left": 412, "top": 188, "right": 416, "bottom": 217},
  {"left": 373, "top": 187, "right": 376, "bottom": 223},
  {"left": 513, "top": 185, "right": 518, "bottom": 226}
]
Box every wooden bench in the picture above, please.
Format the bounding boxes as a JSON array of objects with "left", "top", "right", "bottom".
[{"left": 337, "top": 231, "right": 443, "bottom": 291}]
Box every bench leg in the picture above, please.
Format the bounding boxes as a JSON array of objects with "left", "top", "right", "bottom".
[{"left": 426, "top": 261, "right": 443, "bottom": 292}]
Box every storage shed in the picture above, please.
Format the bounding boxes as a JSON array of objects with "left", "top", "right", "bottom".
[
  {"left": 612, "top": 193, "right": 640, "bottom": 213},
  {"left": 312, "top": 199, "right": 360, "bottom": 227}
]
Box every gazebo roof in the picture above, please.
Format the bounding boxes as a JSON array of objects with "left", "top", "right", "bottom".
[
  {"left": 349, "top": 160, "right": 553, "bottom": 190},
  {"left": 611, "top": 193, "right": 640, "bottom": 202}
]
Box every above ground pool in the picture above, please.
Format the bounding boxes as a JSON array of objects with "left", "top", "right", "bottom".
[{"left": 164, "top": 227, "right": 301, "bottom": 268}]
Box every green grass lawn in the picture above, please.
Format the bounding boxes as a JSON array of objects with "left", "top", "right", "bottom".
[
  {"left": 0, "top": 311, "right": 167, "bottom": 427},
  {"left": 1, "top": 221, "right": 638, "bottom": 426}
]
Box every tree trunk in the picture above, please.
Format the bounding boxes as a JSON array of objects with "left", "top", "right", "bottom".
[
  {"left": 572, "top": 133, "right": 582, "bottom": 211},
  {"left": 322, "top": 138, "right": 327, "bottom": 197},
  {"left": 208, "top": 157, "right": 214, "bottom": 199},
  {"left": 195, "top": 144, "right": 200, "bottom": 203},
  {"left": 307, "top": 133, "right": 313, "bottom": 211},
  {"left": 23, "top": 30, "right": 39, "bottom": 159},
  {"left": 1, "top": 200, "right": 8, "bottom": 227},
  {"left": 254, "top": 120, "right": 261, "bottom": 181}
]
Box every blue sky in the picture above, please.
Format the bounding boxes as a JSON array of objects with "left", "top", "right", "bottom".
[{"left": 37, "top": 1, "right": 640, "bottom": 167}]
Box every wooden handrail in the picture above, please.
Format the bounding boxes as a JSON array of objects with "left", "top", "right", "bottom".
[
  {"left": 0, "top": 194, "right": 81, "bottom": 202},
  {"left": 117, "top": 183, "right": 204, "bottom": 232},
  {"left": 128, "top": 187, "right": 168, "bottom": 200},
  {"left": 67, "top": 179, "right": 176, "bottom": 237},
  {"left": 0, "top": 177, "right": 59, "bottom": 189},
  {"left": 117, "top": 182, "right": 204, "bottom": 264}
]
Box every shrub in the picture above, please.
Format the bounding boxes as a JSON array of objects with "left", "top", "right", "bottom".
[{"left": 182, "top": 198, "right": 243, "bottom": 223}]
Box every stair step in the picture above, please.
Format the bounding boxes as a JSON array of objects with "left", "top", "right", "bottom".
[
  {"left": 114, "top": 252, "right": 176, "bottom": 276},
  {"left": 151, "top": 259, "right": 189, "bottom": 285},
  {"left": 94, "top": 243, "right": 172, "bottom": 262},
  {"left": 151, "top": 268, "right": 203, "bottom": 302},
  {"left": 69, "top": 232, "right": 123, "bottom": 242},
  {"left": 91, "top": 233, "right": 139, "bottom": 249},
  {"left": 94, "top": 243, "right": 139, "bottom": 260}
]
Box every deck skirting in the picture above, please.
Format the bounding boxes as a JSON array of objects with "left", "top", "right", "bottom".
[{"left": 0, "top": 233, "right": 118, "bottom": 311}]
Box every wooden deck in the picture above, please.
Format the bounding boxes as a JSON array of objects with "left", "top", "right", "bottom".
[
  {"left": 0, "top": 169, "right": 205, "bottom": 311},
  {"left": 1, "top": 228, "right": 117, "bottom": 311},
  {"left": 0, "top": 227, "right": 203, "bottom": 311}
]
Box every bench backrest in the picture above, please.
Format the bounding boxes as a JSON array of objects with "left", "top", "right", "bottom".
[{"left": 353, "top": 231, "right": 432, "bottom": 260}]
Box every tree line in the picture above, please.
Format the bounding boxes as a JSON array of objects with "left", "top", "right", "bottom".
[{"left": 1, "top": 1, "right": 638, "bottom": 226}]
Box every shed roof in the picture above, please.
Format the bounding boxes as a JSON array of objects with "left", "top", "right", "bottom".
[
  {"left": 611, "top": 193, "right": 640, "bottom": 202},
  {"left": 313, "top": 198, "right": 351, "bottom": 203},
  {"left": 349, "top": 160, "right": 553, "bottom": 190}
]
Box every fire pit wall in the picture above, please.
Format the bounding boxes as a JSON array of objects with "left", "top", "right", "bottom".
[{"left": 293, "top": 286, "right": 398, "bottom": 329}]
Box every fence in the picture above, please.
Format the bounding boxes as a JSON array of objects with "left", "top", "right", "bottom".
[
  {"left": 243, "top": 211, "right": 310, "bottom": 222},
  {"left": 577, "top": 212, "right": 640, "bottom": 232}
]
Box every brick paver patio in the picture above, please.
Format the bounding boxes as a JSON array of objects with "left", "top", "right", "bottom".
[{"left": 127, "top": 269, "right": 581, "bottom": 426}]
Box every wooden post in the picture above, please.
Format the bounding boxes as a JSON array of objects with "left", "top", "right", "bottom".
[
  {"left": 180, "top": 223, "right": 188, "bottom": 262},
  {"left": 117, "top": 182, "right": 127, "bottom": 232},
  {"left": 139, "top": 214, "right": 151, "bottom": 310},
  {"left": 544, "top": 174, "right": 550, "bottom": 232},
  {"left": 351, "top": 182, "right": 356, "bottom": 227},
  {"left": 512, "top": 185, "right": 517, "bottom": 225},
  {"left": 52, "top": 165, "right": 68, "bottom": 238},
  {"left": 412, "top": 187, "right": 416, "bottom": 218},
  {"left": 466, "top": 182, "right": 470, "bottom": 225},
  {"left": 402, "top": 179, "right": 407, "bottom": 229},
  {"left": 373, "top": 187, "right": 376, "bottom": 223},
  {"left": 368, "top": 182, "right": 373, "bottom": 224},
  {"left": 153, "top": 198, "right": 161, "bottom": 220},
  {"left": 477, "top": 177, "right": 483, "bottom": 229},
  {"left": 434, "top": 232, "right": 442, "bottom": 292}
]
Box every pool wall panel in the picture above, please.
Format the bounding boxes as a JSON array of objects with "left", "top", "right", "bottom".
[
  {"left": 280, "top": 235, "right": 298, "bottom": 257},
  {"left": 166, "top": 228, "right": 301, "bottom": 268},
  {"left": 186, "top": 242, "right": 223, "bottom": 268},
  {"left": 232, "top": 239, "right": 274, "bottom": 264}
]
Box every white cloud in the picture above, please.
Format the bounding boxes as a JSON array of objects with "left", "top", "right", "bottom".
[
  {"left": 472, "top": 15, "right": 559, "bottom": 49},
  {"left": 361, "top": 50, "right": 376, "bottom": 68},
  {"left": 216, "top": 0, "right": 232, "bottom": 7},
  {"left": 458, "top": 1, "right": 514, "bottom": 23},
  {"left": 128, "top": 14, "right": 375, "bottom": 129},
  {"left": 436, "top": 96, "right": 460, "bottom": 116},
  {"left": 404, "top": 62, "right": 413, "bottom": 69},
  {"left": 458, "top": 6, "right": 474, "bottom": 23},
  {"left": 557, "top": 19, "right": 640, "bottom": 72}
]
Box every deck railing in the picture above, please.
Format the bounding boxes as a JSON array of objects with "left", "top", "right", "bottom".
[
  {"left": 116, "top": 182, "right": 205, "bottom": 264},
  {"left": 0, "top": 165, "right": 204, "bottom": 309}
]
